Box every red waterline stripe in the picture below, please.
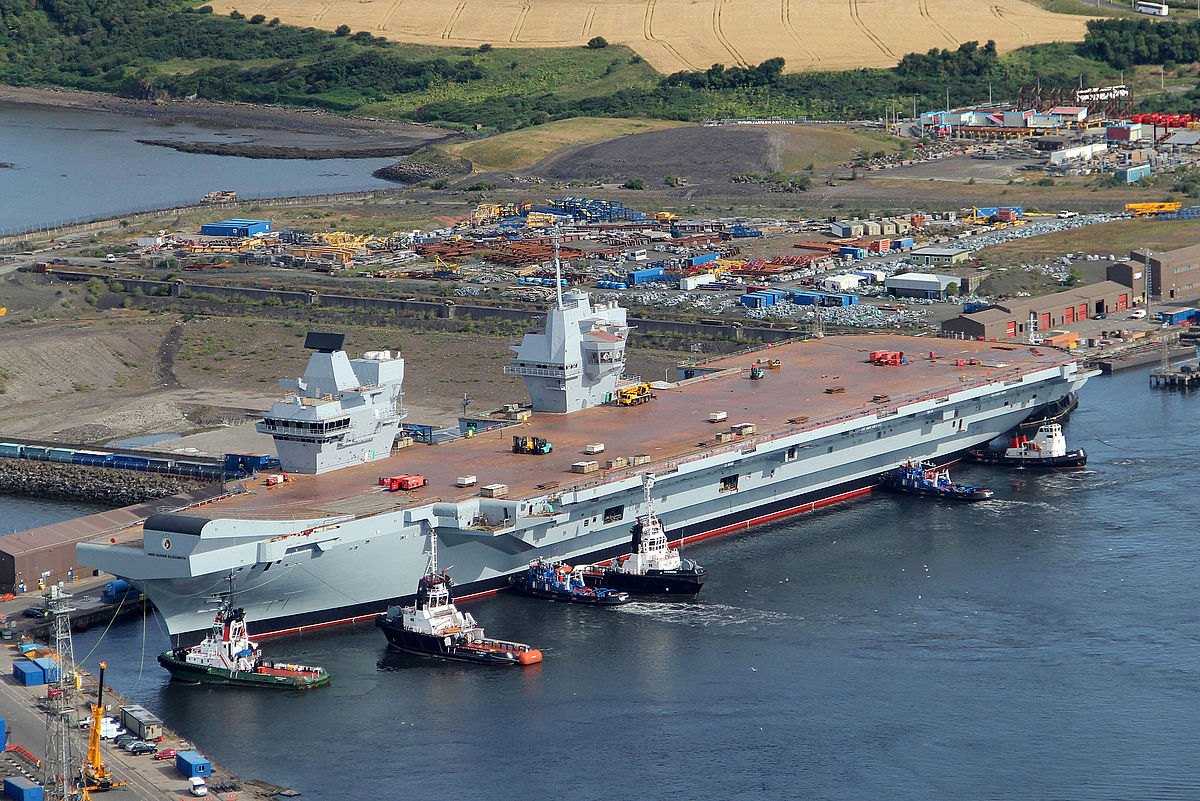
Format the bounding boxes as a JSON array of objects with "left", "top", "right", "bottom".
[{"left": 252, "top": 484, "right": 878, "bottom": 639}]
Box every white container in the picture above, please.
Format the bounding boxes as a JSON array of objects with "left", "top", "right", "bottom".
[
  {"left": 708, "top": 411, "right": 728, "bottom": 423},
  {"left": 456, "top": 475, "right": 477, "bottom": 487},
  {"left": 584, "top": 443, "right": 606, "bottom": 454}
]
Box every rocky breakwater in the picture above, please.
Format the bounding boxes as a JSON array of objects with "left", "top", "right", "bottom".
[
  {"left": 373, "top": 147, "right": 472, "bottom": 184},
  {"left": 0, "top": 458, "right": 208, "bottom": 506}
]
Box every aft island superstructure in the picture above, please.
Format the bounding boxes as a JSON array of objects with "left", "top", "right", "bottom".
[{"left": 78, "top": 291, "right": 1094, "bottom": 642}]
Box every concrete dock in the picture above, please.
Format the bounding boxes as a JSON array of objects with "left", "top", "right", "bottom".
[{"left": 0, "top": 581, "right": 292, "bottom": 800}]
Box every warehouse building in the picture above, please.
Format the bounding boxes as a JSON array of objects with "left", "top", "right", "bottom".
[
  {"left": 941, "top": 281, "right": 1135, "bottom": 339},
  {"left": 199, "top": 219, "right": 271, "bottom": 237},
  {"left": 1128, "top": 244, "right": 1200, "bottom": 301},
  {"left": 909, "top": 246, "right": 970, "bottom": 267},
  {"left": 885, "top": 272, "right": 962, "bottom": 300}
]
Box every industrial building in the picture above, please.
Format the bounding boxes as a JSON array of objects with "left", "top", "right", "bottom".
[
  {"left": 1129, "top": 244, "right": 1200, "bottom": 301},
  {"left": 199, "top": 219, "right": 271, "bottom": 237},
  {"left": 908, "top": 247, "right": 970, "bottom": 267},
  {"left": 885, "top": 273, "right": 962, "bottom": 300},
  {"left": 940, "top": 281, "right": 1136, "bottom": 339}
]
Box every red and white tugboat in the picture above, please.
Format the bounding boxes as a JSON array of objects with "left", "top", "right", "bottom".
[
  {"left": 967, "top": 423, "right": 1087, "bottom": 470},
  {"left": 377, "top": 534, "right": 543, "bottom": 666},
  {"left": 159, "top": 585, "right": 329, "bottom": 688},
  {"left": 580, "top": 475, "right": 707, "bottom": 595}
]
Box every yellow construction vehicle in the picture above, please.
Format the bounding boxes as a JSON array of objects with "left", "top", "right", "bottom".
[
  {"left": 613, "top": 383, "right": 656, "bottom": 406},
  {"left": 82, "top": 662, "right": 126, "bottom": 794},
  {"left": 1125, "top": 202, "right": 1181, "bottom": 217}
]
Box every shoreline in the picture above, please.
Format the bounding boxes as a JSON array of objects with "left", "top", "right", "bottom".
[{"left": 0, "top": 84, "right": 464, "bottom": 157}]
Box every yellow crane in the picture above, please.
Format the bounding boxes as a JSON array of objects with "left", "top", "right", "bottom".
[
  {"left": 1125, "top": 202, "right": 1181, "bottom": 217},
  {"left": 81, "top": 662, "right": 126, "bottom": 795},
  {"left": 613, "top": 382, "right": 656, "bottom": 406}
]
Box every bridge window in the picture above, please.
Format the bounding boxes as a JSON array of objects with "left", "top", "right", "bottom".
[
  {"left": 603, "top": 505, "right": 624, "bottom": 523},
  {"left": 720, "top": 475, "right": 739, "bottom": 492}
]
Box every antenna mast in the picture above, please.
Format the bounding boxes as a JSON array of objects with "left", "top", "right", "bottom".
[
  {"left": 43, "top": 585, "right": 78, "bottom": 801},
  {"left": 553, "top": 228, "right": 564, "bottom": 310}
]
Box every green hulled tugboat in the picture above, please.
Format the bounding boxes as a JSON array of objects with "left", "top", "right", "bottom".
[{"left": 158, "top": 596, "right": 329, "bottom": 689}]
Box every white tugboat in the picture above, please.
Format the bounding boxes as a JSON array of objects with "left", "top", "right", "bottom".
[
  {"left": 158, "top": 592, "right": 329, "bottom": 688},
  {"left": 967, "top": 423, "right": 1087, "bottom": 469},
  {"left": 580, "top": 475, "right": 708, "bottom": 595},
  {"left": 376, "top": 533, "right": 543, "bottom": 666}
]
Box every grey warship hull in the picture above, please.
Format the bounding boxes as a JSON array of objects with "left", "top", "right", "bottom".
[{"left": 81, "top": 368, "right": 1088, "bottom": 642}]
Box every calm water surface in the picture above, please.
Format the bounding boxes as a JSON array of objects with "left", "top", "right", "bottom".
[
  {"left": 0, "top": 104, "right": 396, "bottom": 233},
  {"left": 49, "top": 368, "right": 1200, "bottom": 799}
]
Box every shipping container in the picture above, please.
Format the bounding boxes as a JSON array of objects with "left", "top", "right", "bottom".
[
  {"left": 0, "top": 443, "right": 21, "bottom": 458},
  {"left": 32, "top": 657, "right": 58, "bottom": 683},
  {"left": 3, "top": 777, "right": 43, "bottom": 801},
  {"left": 111, "top": 455, "right": 149, "bottom": 471},
  {"left": 46, "top": 448, "right": 74, "bottom": 463},
  {"left": 12, "top": 661, "right": 43, "bottom": 687},
  {"left": 0, "top": 717, "right": 6, "bottom": 751},
  {"left": 176, "top": 751, "right": 212, "bottom": 778},
  {"left": 21, "top": 446, "right": 48, "bottom": 461},
  {"left": 626, "top": 267, "right": 666, "bottom": 285},
  {"left": 72, "top": 450, "right": 113, "bottom": 467},
  {"left": 688, "top": 253, "right": 719, "bottom": 267},
  {"left": 144, "top": 457, "right": 172, "bottom": 472},
  {"left": 1117, "top": 165, "right": 1152, "bottom": 183}
]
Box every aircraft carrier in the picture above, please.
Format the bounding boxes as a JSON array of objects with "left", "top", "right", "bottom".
[{"left": 77, "top": 290, "right": 1094, "bottom": 642}]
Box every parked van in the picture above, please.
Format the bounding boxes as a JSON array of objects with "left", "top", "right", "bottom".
[
  {"left": 104, "top": 254, "right": 116, "bottom": 263},
  {"left": 188, "top": 777, "right": 209, "bottom": 796},
  {"left": 1129, "top": 310, "right": 1147, "bottom": 320}
]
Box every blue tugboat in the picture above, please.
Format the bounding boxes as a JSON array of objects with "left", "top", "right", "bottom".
[
  {"left": 509, "top": 559, "right": 631, "bottom": 605},
  {"left": 877, "top": 460, "right": 994, "bottom": 501}
]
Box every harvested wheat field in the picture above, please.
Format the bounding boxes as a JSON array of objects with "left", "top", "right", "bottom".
[{"left": 211, "top": 0, "right": 1092, "bottom": 73}]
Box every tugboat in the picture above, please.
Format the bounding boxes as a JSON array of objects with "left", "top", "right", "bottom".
[
  {"left": 158, "top": 587, "right": 329, "bottom": 688},
  {"left": 967, "top": 423, "right": 1087, "bottom": 469},
  {"left": 509, "top": 559, "right": 631, "bottom": 605},
  {"left": 579, "top": 475, "right": 707, "bottom": 595},
  {"left": 877, "top": 460, "right": 994, "bottom": 501},
  {"left": 376, "top": 535, "right": 543, "bottom": 666}
]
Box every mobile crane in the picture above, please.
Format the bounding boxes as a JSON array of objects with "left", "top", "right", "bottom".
[
  {"left": 81, "top": 662, "right": 126, "bottom": 794},
  {"left": 612, "top": 383, "right": 656, "bottom": 406}
]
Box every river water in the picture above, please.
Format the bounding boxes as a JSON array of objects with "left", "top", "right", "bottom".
[
  {"left": 0, "top": 104, "right": 397, "bottom": 233},
  {"left": 20, "top": 366, "right": 1186, "bottom": 800}
]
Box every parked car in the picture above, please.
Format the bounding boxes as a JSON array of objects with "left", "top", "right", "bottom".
[
  {"left": 153, "top": 749, "right": 177, "bottom": 761},
  {"left": 126, "top": 742, "right": 157, "bottom": 755},
  {"left": 188, "top": 777, "right": 209, "bottom": 797},
  {"left": 113, "top": 734, "right": 137, "bottom": 747},
  {"left": 21, "top": 607, "right": 46, "bottom": 619},
  {"left": 1094, "top": 313, "right": 1108, "bottom": 319}
]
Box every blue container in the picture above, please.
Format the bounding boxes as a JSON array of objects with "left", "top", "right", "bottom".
[
  {"left": 200, "top": 219, "right": 270, "bottom": 237},
  {"left": 176, "top": 751, "right": 212, "bottom": 778},
  {"left": 790, "top": 292, "right": 818, "bottom": 305},
  {"left": 838, "top": 246, "right": 866, "bottom": 260},
  {"left": 0, "top": 717, "right": 6, "bottom": 751},
  {"left": 111, "top": 455, "right": 149, "bottom": 471},
  {"left": 72, "top": 451, "right": 113, "bottom": 467},
  {"left": 144, "top": 457, "right": 172, "bottom": 472},
  {"left": 12, "top": 661, "right": 43, "bottom": 687},
  {"left": 32, "top": 658, "right": 58, "bottom": 683},
  {"left": 46, "top": 448, "right": 75, "bottom": 463},
  {"left": 0, "top": 444, "right": 20, "bottom": 458},
  {"left": 729, "top": 226, "right": 762, "bottom": 237},
  {"left": 1117, "top": 165, "right": 1152, "bottom": 183},
  {"left": 688, "top": 253, "right": 719, "bottom": 267},
  {"left": 3, "top": 777, "right": 43, "bottom": 801},
  {"left": 627, "top": 267, "right": 666, "bottom": 284},
  {"left": 21, "top": 446, "right": 48, "bottom": 461}
]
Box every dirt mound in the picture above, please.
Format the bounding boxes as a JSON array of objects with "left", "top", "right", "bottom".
[{"left": 527, "top": 126, "right": 778, "bottom": 190}]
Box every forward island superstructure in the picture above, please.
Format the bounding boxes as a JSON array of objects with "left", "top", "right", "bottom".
[{"left": 78, "top": 293, "right": 1094, "bottom": 642}]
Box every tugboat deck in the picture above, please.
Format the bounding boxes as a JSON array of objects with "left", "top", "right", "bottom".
[{"left": 100, "top": 334, "right": 1068, "bottom": 540}]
